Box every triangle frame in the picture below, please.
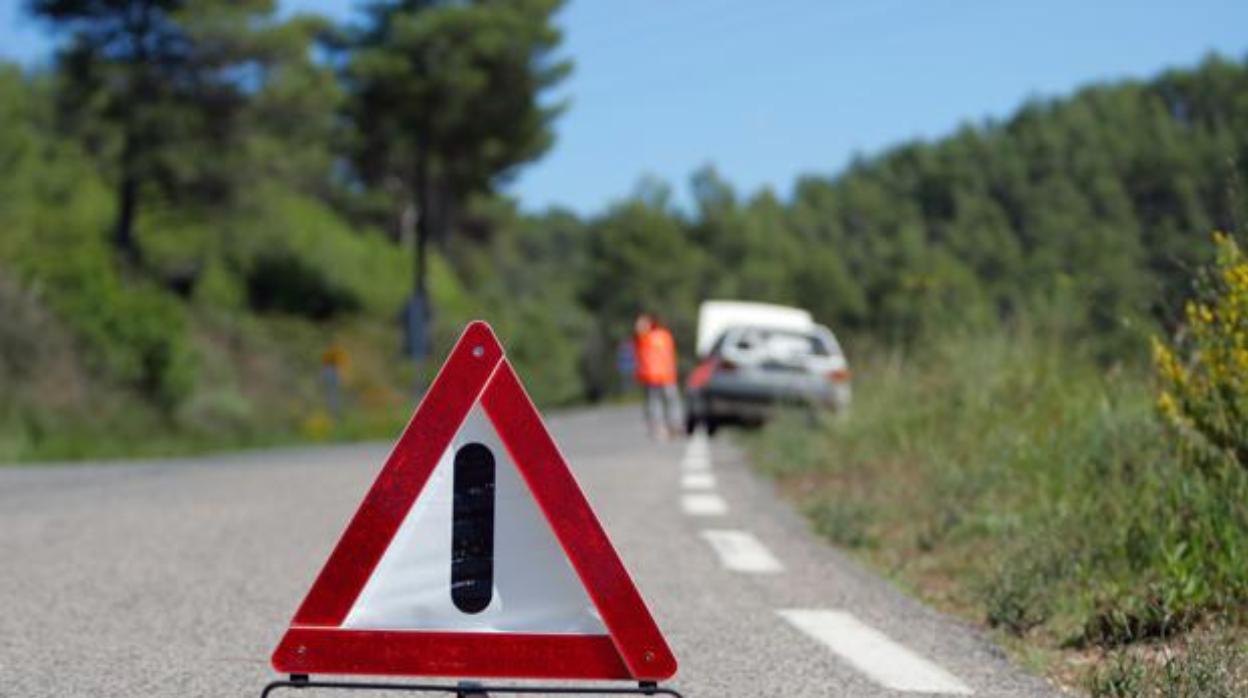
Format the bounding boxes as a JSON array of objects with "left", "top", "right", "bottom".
[{"left": 271, "top": 322, "right": 677, "bottom": 681}]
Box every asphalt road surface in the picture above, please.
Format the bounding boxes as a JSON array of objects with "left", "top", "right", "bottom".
[{"left": 0, "top": 406, "right": 1059, "bottom": 697}]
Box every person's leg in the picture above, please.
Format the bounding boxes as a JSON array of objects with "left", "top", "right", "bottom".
[
  {"left": 647, "top": 385, "right": 671, "bottom": 439},
  {"left": 641, "top": 384, "right": 659, "bottom": 435},
  {"left": 661, "top": 383, "right": 683, "bottom": 433}
]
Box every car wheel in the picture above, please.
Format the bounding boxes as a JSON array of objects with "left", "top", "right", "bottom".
[
  {"left": 705, "top": 417, "right": 719, "bottom": 437},
  {"left": 684, "top": 414, "right": 699, "bottom": 436},
  {"left": 805, "top": 406, "right": 820, "bottom": 428}
]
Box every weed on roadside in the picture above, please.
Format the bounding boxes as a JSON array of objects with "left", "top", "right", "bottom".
[
  {"left": 1086, "top": 632, "right": 1247, "bottom": 697},
  {"left": 805, "top": 497, "right": 875, "bottom": 549}
]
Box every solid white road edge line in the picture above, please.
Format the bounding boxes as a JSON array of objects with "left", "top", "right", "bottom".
[
  {"left": 777, "top": 609, "right": 973, "bottom": 695},
  {"left": 681, "top": 472, "right": 716, "bottom": 490},
  {"left": 681, "top": 493, "right": 728, "bottom": 516},
  {"left": 699, "top": 530, "right": 783, "bottom": 573}
]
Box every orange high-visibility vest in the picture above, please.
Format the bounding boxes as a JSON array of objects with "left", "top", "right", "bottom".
[{"left": 634, "top": 327, "right": 677, "bottom": 386}]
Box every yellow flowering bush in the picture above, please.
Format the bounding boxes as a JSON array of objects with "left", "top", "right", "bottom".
[{"left": 1153, "top": 232, "right": 1248, "bottom": 471}]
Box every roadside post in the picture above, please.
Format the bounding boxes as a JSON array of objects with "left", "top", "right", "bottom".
[
  {"left": 320, "top": 342, "right": 348, "bottom": 422},
  {"left": 402, "top": 291, "right": 432, "bottom": 398},
  {"left": 262, "top": 322, "right": 680, "bottom": 697}
]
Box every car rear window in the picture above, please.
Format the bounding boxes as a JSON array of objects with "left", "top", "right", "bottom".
[{"left": 724, "top": 328, "right": 834, "bottom": 360}]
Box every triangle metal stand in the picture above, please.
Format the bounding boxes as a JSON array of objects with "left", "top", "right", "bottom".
[{"left": 261, "top": 675, "right": 684, "bottom": 698}]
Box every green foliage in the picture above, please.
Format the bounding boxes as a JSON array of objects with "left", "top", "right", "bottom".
[
  {"left": 1087, "top": 635, "right": 1247, "bottom": 698},
  {"left": 227, "top": 189, "right": 409, "bottom": 316},
  {"left": 583, "top": 198, "right": 703, "bottom": 343},
  {"left": 1153, "top": 232, "right": 1248, "bottom": 472},
  {"left": 1089, "top": 651, "right": 1149, "bottom": 698},
  {"left": 750, "top": 316, "right": 1248, "bottom": 681},
  {"left": 30, "top": 0, "right": 316, "bottom": 262},
  {"left": 0, "top": 269, "right": 82, "bottom": 409},
  {"left": 982, "top": 554, "right": 1060, "bottom": 637},
  {"left": 598, "top": 56, "right": 1248, "bottom": 350},
  {"left": 804, "top": 497, "right": 874, "bottom": 549},
  {"left": 345, "top": 0, "right": 570, "bottom": 301},
  {"left": 446, "top": 199, "right": 593, "bottom": 404},
  {"left": 349, "top": 0, "right": 569, "bottom": 196},
  {"left": 0, "top": 66, "right": 191, "bottom": 407},
  {"left": 246, "top": 253, "right": 361, "bottom": 319},
  {"left": 6, "top": 3, "right": 1248, "bottom": 478},
  {"left": 36, "top": 245, "right": 196, "bottom": 407}
]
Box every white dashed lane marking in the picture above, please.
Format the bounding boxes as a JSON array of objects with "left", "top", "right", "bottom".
[
  {"left": 681, "top": 493, "right": 727, "bottom": 516},
  {"left": 678, "top": 418, "right": 970, "bottom": 693},
  {"left": 681, "top": 472, "right": 716, "bottom": 490},
  {"left": 778, "top": 609, "right": 974, "bottom": 695},
  {"left": 700, "top": 530, "right": 783, "bottom": 573},
  {"left": 681, "top": 434, "right": 710, "bottom": 471},
  {"left": 681, "top": 454, "right": 711, "bottom": 472}
]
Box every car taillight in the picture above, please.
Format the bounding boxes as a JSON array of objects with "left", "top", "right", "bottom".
[
  {"left": 687, "top": 358, "right": 719, "bottom": 389},
  {"left": 827, "top": 367, "right": 851, "bottom": 383}
]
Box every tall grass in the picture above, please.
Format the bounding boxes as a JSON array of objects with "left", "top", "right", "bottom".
[{"left": 752, "top": 324, "right": 1248, "bottom": 692}]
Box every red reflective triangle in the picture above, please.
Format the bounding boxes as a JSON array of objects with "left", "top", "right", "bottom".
[{"left": 271, "top": 321, "right": 677, "bottom": 681}]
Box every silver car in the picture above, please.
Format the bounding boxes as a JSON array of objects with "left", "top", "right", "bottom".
[{"left": 684, "top": 324, "right": 851, "bottom": 434}]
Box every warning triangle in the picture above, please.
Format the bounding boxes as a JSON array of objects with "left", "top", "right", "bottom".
[{"left": 271, "top": 321, "right": 677, "bottom": 681}]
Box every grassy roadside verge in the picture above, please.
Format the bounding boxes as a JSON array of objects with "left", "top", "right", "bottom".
[
  {"left": 748, "top": 325, "right": 1247, "bottom": 695},
  {"left": 0, "top": 304, "right": 416, "bottom": 464}
]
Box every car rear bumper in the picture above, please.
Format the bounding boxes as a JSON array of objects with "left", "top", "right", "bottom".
[{"left": 688, "top": 383, "right": 850, "bottom": 423}]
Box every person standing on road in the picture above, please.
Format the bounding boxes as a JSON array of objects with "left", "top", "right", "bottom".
[{"left": 633, "top": 313, "right": 682, "bottom": 439}]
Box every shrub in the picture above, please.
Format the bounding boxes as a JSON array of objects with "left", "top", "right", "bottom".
[
  {"left": 806, "top": 497, "right": 874, "bottom": 549},
  {"left": 1153, "top": 232, "right": 1248, "bottom": 473},
  {"left": 25, "top": 244, "right": 196, "bottom": 409},
  {"left": 1080, "top": 581, "right": 1204, "bottom": 647},
  {"left": 1087, "top": 651, "right": 1147, "bottom": 698},
  {"left": 1087, "top": 635, "right": 1247, "bottom": 698},
  {"left": 246, "top": 252, "right": 360, "bottom": 319},
  {"left": 99, "top": 284, "right": 196, "bottom": 409},
  {"left": 0, "top": 269, "right": 56, "bottom": 380},
  {"left": 228, "top": 189, "right": 408, "bottom": 316},
  {"left": 982, "top": 555, "right": 1058, "bottom": 637}
]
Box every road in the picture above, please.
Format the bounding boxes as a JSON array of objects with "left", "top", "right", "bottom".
[{"left": 0, "top": 406, "right": 1059, "bottom": 697}]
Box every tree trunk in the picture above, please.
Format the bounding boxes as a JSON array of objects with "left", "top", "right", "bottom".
[
  {"left": 413, "top": 149, "right": 432, "bottom": 305},
  {"left": 399, "top": 149, "right": 433, "bottom": 364},
  {"left": 114, "top": 134, "right": 141, "bottom": 266},
  {"left": 414, "top": 202, "right": 430, "bottom": 306}
]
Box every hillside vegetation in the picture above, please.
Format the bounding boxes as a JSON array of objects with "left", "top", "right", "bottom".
[{"left": 1, "top": 2, "right": 1246, "bottom": 466}]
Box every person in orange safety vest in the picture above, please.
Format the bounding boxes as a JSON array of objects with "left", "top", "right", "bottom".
[{"left": 633, "top": 313, "right": 683, "bottom": 439}]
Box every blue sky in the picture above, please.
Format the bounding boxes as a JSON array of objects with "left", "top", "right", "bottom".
[{"left": 4, "top": 1, "right": 1247, "bottom": 214}]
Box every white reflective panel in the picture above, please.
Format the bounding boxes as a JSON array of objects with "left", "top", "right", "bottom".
[{"left": 343, "top": 403, "right": 606, "bottom": 634}]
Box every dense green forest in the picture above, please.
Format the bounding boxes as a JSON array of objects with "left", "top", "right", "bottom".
[{"left": 1, "top": 0, "right": 1247, "bottom": 460}]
